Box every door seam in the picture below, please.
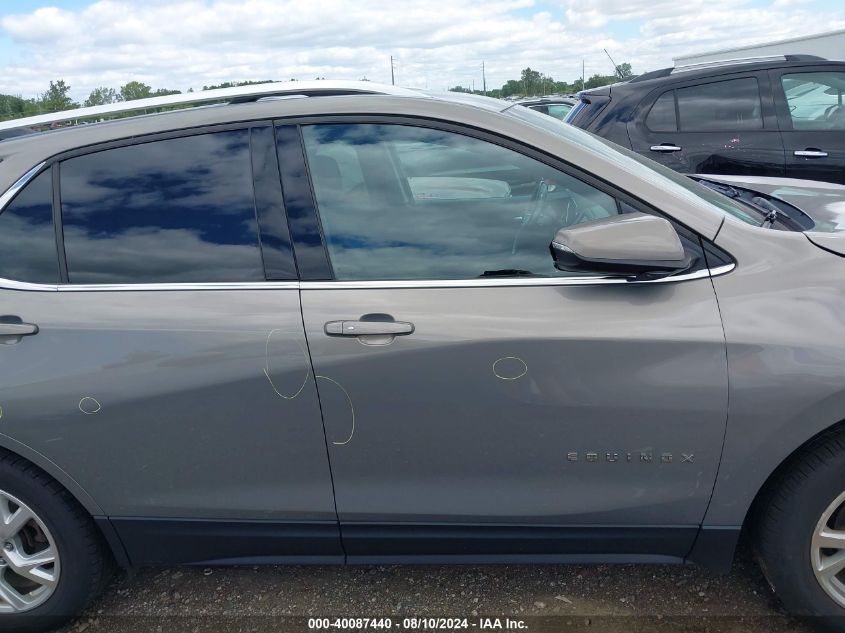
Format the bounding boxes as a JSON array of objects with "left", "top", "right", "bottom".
[{"left": 296, "top": 287, "right": 347, "bottom": 562}]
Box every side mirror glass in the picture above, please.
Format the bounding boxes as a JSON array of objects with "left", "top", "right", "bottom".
[{"left": 550, "top": 212, "right": 691, "bottom": 277}]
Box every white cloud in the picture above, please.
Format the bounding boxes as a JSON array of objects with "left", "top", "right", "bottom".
[{"left": 0, "top": 0, "right": 843, "bottom": 100}]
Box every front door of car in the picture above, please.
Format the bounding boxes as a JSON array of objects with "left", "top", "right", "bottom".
[
  {"left": 286, "top": 121, "right": 729, "bottom": 561},
  {"left": 771, "top": 66, "right": 845, "bottom": 184},
  {"left": 628, "top": 74, "right": 786, "bottom": 176},
  {"left": 0, "top": 126, "right": 341, "bottom": 563}
]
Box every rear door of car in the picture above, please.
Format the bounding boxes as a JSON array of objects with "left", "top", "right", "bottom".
[
  {"left": 628, "top": 72, "right": 786, "bottom": 176},
  {"left": 771, "top": 65, "right": 845, "bottom": 184},
  {"left": 0, "top": 124, "right": 341, "bottom": 564},
  {"left": 280, "top": 118, "right": 729, "bottom": 561}
]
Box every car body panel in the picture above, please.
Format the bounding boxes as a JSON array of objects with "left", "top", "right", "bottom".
[
  {"left": 704, "top": 217, "right": 845, "bottom": 526},
  {"left": 0, "top": 287, "right": 337, "bottom": 521},
  {"left": 301, "top": 280, "right": 728, "bottom": 532}
]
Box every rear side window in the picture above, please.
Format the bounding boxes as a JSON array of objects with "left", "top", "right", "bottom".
[
  {"left": 0, "top": 170, "right": 59, "bottom": 283},
  {"left": 677, "top": 78, "right": 763, "bottom": 131},
  {"left": 60, "top": 130, "right": 264, "bottom": 284},
  {"left": 646, "top": 91, "right": 677, "bottom": 132},
  {"left": 781, "top": 72, "right": 845, "bottom": 130}
]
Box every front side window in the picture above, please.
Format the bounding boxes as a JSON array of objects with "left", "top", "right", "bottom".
[
  {"left": 302, "top": 123, "right": 623, "bottom": 281},
  {"left": 781, "top": 72, "right": 845, "bottom": 130},
  {"left": 677, "top": 78, "right": 763, "bottom": 131},
  {"left": 60, "top": 130, "right": 264, "bottom": 284},
  {"left": 0, "top": 170, "right": 59, "bottom": 283}
]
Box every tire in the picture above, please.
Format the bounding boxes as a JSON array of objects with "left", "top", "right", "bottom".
[
  {"left": 757, "top": 428, "right": 845, "bottom": 631},
  {"left": 0, "top": 449, "right": 111, "bottom": 633}
]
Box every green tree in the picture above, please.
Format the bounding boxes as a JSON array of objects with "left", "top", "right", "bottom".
[
  {"left": 201, "top": 80, "right": 274, "bottom": 91},
  {"left": 120, "top": 81, "right": 152, "bottom": 101},
  {"left": 40, "top": 80, "right": 76, "bottom": 113},
  {"left": 617, "top": 62, "right": 633, "bottom": 79},
  {"left": 584, "top": 73, "right": 618, "bottom": 89},
  {"left": 151, "top": 88, "right": 181, "bottom": 97},
  {"left": 84, "top": 86, "right": 121, "bottom": 107}
]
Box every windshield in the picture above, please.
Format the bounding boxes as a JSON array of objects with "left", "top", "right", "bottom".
[{"left": 505, "top": 105, "right": 758, "bottom": 225}]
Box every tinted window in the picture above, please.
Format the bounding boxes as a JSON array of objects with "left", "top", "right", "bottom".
[
  {"left": 61, "top": 130, "right": 264, "bottom": 284},
  {"left": 646, "top": 91, "right": 677, "bottom": 132},
  {"left": 781, "top": 72, "right": 845, "bottom": 130},
  {"left": 302, "top": 123, "right": 622, "bottom": 281},
  {"left": 677, "top": 78, "right": 762, "bottom": 131},
  {"left": 0, "top": 170, "right": 59, "bottom": 283}
]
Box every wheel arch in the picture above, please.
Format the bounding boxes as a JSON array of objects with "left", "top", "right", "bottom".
[
  {"left": 689, "top": 417, "right": 845, "bottom": 573},
  {"left": 0, "top": 434, "right": 103, "bottom": 516},
  {"left": 0, "top": 437, "right": 130, "bottom": 567},
  {"left": 745, "top": 419, "right": 845, "bottom": 532}
]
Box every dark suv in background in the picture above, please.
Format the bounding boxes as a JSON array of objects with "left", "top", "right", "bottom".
[{"left": 566, "top": 55, "right": 845, "bottom": 183}]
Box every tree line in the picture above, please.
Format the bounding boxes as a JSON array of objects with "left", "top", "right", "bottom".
[
  {"left": 0, "top": 79, "right": 282, "bottom": 122},
  {"left": 449, "top": 64, "right": 633, "bottom": 98}
]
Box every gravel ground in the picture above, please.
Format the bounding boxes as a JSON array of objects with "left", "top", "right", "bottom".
[{"left": 57, "top": 541, "right": 815, "bottom": 633}]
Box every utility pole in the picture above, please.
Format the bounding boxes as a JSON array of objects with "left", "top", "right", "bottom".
[
  {"left": 581, "top": 59, "right": 585, "bottom": 92},
  {"left": 390, "top": 55, "right": 395, "bottom": 86},
  {"left": 482, "top": 60, "right": 487, "bottom": 96}
]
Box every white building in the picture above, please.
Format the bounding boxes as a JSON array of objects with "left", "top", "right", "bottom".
[{"left": 674, "top": 29, "right": 845, "bottom": 66}]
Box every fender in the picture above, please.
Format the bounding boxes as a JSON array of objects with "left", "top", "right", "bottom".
[{"left": 705, "top": 218, "right": 845, "bottom": 528}]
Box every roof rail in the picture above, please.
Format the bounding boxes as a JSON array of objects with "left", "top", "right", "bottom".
[
  {"left": 672, "top": 54, "right": 826, "bottom": 73},
  {"left": 629, "top": 54, "right": 827, "bottom": 84},
  {"left": 0, "top": 80, "right": 420, "bottom": 135}
]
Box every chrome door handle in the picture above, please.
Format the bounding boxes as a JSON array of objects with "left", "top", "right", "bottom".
[
  {"left": 325, "top": 320, "right": 414, "bottom": 336},
  {"left": 0, "top": 316, "right": 38, "bottom": 338},
  {"left": 794, "top": 149, "right": 828, "bottom": 158},
  {"left": 650, "top": 144, "right": 682, "bottom": 153}
]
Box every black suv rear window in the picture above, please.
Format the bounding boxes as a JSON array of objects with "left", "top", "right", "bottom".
[
  {"left": 60, "top": 130, "right": 265, "bottom": 284},
  {"left": 0, "top": 170, "right": 59, "bottom": 283},
  {"left": 646, "top": 91, "right": 677, "bottom": 132},
  {"left": 677, "top": 78, "right": 763, "bottom": 131}
]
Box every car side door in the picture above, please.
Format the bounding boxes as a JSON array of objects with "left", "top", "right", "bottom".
[
  {"left": 0, "top": 125, "right": 341, "bottom": 565},
  {"left": 628, "top": 73, "right": 786, "bottom": 176},
  {"left": 771, "top": 66, "right": 845, "bottom": 184},
  {"left": 283, "top": 119, "right": 730, "bottom": 562}
]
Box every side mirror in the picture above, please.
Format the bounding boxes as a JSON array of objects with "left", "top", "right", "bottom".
[{"left": 550, "top": 212, "right": 691, "bottom": 277}]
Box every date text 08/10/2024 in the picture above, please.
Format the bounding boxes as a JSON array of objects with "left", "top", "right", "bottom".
[{"left": 308, "top": 618, "right": 528, "bottom": 630}]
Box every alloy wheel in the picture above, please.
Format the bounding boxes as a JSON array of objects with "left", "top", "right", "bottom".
[{"left": 0, "top": 489, "right": 60, "bottom": 612}]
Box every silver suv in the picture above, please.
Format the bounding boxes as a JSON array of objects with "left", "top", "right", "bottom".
[{"left": 1, "top": 81, "right": 845, "bottom": 631}]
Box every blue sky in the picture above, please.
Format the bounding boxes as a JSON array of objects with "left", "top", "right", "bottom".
[{"left": 1, "top": 0, "right": 843, "bottom": 100}]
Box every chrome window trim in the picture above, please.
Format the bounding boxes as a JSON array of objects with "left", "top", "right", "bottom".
[
  {"left": 0, "top": 264, "right": 733, "bottom": 293},
  {"left": 57, "top": 282, "right": 301, "bottom": 292},
  {"left": 0, "top": 279, "right": 299, "bottom": 292},
  {"left": 0, "top": 162, "right": 47, "bottom": 214},
  {"left": 299, "top": 264, "right": 734, "bottom": 290}
]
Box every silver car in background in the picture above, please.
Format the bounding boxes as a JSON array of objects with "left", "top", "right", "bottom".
[{"left": 1, "top": 82, "right": 845, "bottom": 631}]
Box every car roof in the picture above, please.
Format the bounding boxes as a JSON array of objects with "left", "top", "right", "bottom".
[{"left": 582, "top": 55, "right": 838, "bottom": 94}]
